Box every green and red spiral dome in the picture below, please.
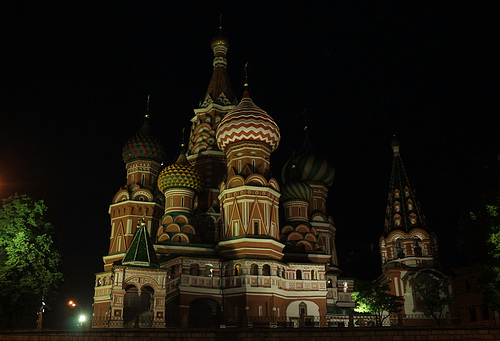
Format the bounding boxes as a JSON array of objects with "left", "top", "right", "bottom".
[{"left": 122, "top": 118, "right": 166, "bottom": 164}]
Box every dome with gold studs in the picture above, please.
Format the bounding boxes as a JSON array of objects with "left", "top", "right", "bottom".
[{"left": 158, "top": 150, "right": 203, "bottom": 193}]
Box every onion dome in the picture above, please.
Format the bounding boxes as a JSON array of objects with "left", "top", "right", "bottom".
[
  {"left": 216, "top": 91, "right": 280, "bottom": 152},
  {"left": 122, "top": 117, "right": 166, "bottom": 164},
  {"left": 158, "top": 150, "right": 203, "bottom": 193},
  {"left": 282, "top": 130, "right": 335, "bottom": 187},
  {"left": 210, "top": 34, "right": 229, "bottom": 49},
  {"left": 281, "top": 179, "right": 313, "bottom": 202}
]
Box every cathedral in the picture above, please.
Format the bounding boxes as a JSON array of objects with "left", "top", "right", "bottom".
[{"left": 92, "top": 31, "right": 444, "bottom": 328}]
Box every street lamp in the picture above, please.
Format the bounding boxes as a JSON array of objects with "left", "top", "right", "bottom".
[{"left": 68, "top": 300, "right": 86, "bottom": 327}]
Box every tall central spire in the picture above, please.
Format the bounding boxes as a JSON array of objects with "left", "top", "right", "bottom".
[{"left": 200, "top": 26, "right": 237, "bottom": 108}]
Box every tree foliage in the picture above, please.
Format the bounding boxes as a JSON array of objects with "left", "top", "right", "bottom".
[
  {"left": 0, "top": 194, "right": 64, "bottom": 328},
  {"left": 458, "top": 184, "right": 500, "bottom": 312},
  {"left": 352, "top": 282, "right": 404, "bottom": 326},
  {"left": 409, "top": 269, "right": 452, "bottom": 324}
]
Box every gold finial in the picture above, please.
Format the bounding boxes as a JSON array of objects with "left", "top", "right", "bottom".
[
  {"left": 181, "top": 127, "right": 186, "bottom": 149},
  {"left": 139, "top": 207, "right": 147, "bottom": 226},
  {"left": 302, "top": 108, "right": 309, "bottom": 130},
  {"left": 145, "top": 95, "right": 150, "bottom": 118},
  {"left": 243, "top": 62, "right": 249, "bottom": 88}
]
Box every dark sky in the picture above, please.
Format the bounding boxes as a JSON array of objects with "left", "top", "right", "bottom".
[{"left": 1, "top": 2, "right": 498, "bottom": 321}]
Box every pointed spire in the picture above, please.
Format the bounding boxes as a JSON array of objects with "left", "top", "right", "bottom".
[
  {"left": 201, "top": 21, "right": 237, "bottom": 107},
  {"left": 175, "top": 128, "right": 190, "bottom": 166},
  {"left": 145, "top": 94, "right": 150, "bottom": 118},
  {"left": 243, "top": 62, "right": 250, "bottom": 98},
  {"left": 122, "top": 218, "right": 159, "bottom": 267},
  {"left": 384, "top": 137, "right": 428, "bottom": 236}
]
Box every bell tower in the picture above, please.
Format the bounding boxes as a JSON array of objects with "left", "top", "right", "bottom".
[{"left": 379, "top": 137, "right": 443, "bottom": 317}]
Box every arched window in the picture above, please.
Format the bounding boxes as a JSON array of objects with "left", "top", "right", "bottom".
[
  {"left": 311, "top": 270, "right": 317, "bottom": 280},
  {"left": 262, "top": 264, "right": 271, "bottom": 276},
  {"left": 409, "top": 212, "right": 417, "bottom": 225},
  {"left": 327, "top": 278, "right": 333, "bottom": 288},
  {"left": 394, "top": 214, "right": 402, "bottom": 226},
  {"left": 407, "top": 199, "right": 414, "bottom": 211},
  {"left": 299, "top": 302, "right": 307, "bottom": 316},
  {"left": 251, "top": 264, "right": 259, "bottom": 275},
  {"left": 224, "top": 264, "right": 232, "bottom": 277},
  {"left": 204, "top": 264, "right": 213, "bottom": 277},
  {"left": 296, "top": 269, "right": 302, "bottom": 280},
  {"left": 395, "top": 238, "right": 405, "bottom": 258},
  {"left": 404, "top": 187, "right": 410, "bottom": 197},
  {"left": 190, "top": 264, "right": 199, "bottom": 276},
  {"left": 235, "top": 264, "right": 242, "bottom": 276}
]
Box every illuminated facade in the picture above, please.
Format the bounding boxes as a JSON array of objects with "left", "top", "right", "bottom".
[
  {"left": 378, "top": 138, "right": 449, "bottom": 324},
  {"left": 92, "top": 33, "right": 347, "bottom": 328}
]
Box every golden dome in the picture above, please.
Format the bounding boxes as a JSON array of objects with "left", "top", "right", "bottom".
[{"left": 210, "top": 35, "right": 229, "bottom": 49}]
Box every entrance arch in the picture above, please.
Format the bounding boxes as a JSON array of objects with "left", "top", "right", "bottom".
[
  {"left": 123, "top": 285, "right": 154, "bottom": 327},
  {"left": 188, "top": 298, "right": 220, "bottom": 328}
]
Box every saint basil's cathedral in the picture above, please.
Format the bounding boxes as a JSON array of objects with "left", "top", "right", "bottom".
[{"left": 92, "top": 31, "right": 444, "bottom": 328}]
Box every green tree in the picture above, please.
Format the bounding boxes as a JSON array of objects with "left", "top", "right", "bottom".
[
  {"left": 409, "top": 269, "right": 452, "bottom": 325},
  {"left": 352, "top": 282, "right": 404, "bottom": 326},
  {"left": 0, "top": 194, "right": 64, "bottom": 329},
  {"left": 458, "top": 186, "right": 500, "bottom": 312}
]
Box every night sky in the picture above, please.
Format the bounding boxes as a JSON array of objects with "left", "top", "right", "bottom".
[{"left": 1, "top": 2, "right": 498, "bottom": 322}]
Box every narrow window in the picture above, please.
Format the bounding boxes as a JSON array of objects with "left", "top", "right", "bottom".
[
  {"left": 299, "top": 302, "right": 307, "bottom": 316},
  {"left": 254, "top": 221, "right": 259, "bottom": 235},
  {"left": 181, "top": 196, "right": 185, "bottom": 207},
  {"left": 296, "top": 269, "right": 302, "bottom": 280},
  {"left": 252, "top": 159, "right": 255, "bottom": 173},
  {"left": 141, "top": 174, "right": 145, "bottom": 186}
]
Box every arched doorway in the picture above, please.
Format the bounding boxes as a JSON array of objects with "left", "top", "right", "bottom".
[
  {"left": 188, "top": 298, "right": 220, "bottom": 328},
  {"left": 123, "top": 285, "right": 154, "bottom": 327},
  {"left": 165, "top": 297, "right": 180, "bottom": 327}
]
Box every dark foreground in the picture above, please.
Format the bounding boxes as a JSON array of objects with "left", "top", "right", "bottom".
[{"left": 1, "top": 326, "right": 500, "bottom": 341}]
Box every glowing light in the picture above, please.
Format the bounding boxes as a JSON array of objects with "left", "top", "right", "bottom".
[{"left": 79, "top": 315, "right": 86, "bottom": 323}]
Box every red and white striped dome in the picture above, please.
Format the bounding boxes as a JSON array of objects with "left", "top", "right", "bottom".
[{"left": 216, "top": 91, "right": 280, "bottom": 152}]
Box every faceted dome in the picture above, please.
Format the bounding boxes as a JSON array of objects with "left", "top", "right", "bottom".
[
  {"left": 122, "top": 118, "right": 166, "bottom": 164},
  {"left": 158, "top": 152, "right": 203, "bottom": 193},
  {"left": 216, "top": 91, "right": 280, "bottom": 152},
  {"left": 282, "top": 131, "right": 335, "bottom": 188},
  {"left": 281, "top": 180, "right": 313, "bottom": 202}
]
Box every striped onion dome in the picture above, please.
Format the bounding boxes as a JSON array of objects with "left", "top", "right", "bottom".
[
  {"left": 282, "top": 131, "right": 335, "bottom": 187},
  {"left": 281, "top": 179, "right": 313, "bottom": 202},
  {"left": 122, "top": 117, "right": 166, "bottom": 164},
  {"left": 158, "top": 150, "right": 203, "bottom": 193},
  {"left": 216, "top": 91, "right": 280, "bottom": 152}
]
